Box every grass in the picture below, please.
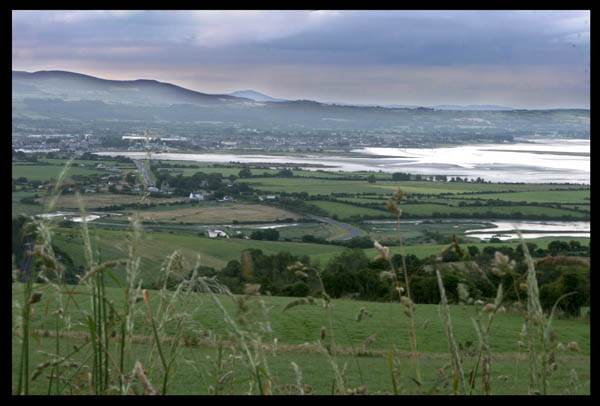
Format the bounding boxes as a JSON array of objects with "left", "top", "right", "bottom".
[
  {"left": 12, "top": 282, "right": 590, "bottom": 394},
  {"left": 309, "top": 200, "right": 388, "bottom": 219},
  {"left": 11, "top": 332, "right": 590, "bottom": 395},
  {"left": 12, "top": 163, "right": 109, "bottom": 182},
  {"left": 36, "top": 193, "right": 185, "bottom": 210},
  {"left": 464, "top": 190, "right": 590, "bottom": 204},
  {"left": 134, "top": 202, "right": 299, "bottom": 224},
  {"left": 49, "top": 226, "right": 348, "bottom": 284}
]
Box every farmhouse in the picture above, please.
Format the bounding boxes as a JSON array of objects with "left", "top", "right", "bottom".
[
  {"left": 189, "top": 192, "right": 207, "bottom": 200},
  {"left": 208, "top": 229, "right": 229, "bottom": 238}
]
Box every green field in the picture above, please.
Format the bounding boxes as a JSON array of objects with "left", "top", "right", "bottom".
[
  {"left": 464, "top": 190, "right": 590, "bottom": 204},
  {"left": 49, "top": 227, "right": 348, "bottom": 284},
  {"left": 12, "top": 282, "right": 590, "bottom": 395},
  {"left": 309, "top": 200, "right": 389, "bottom": 219},
  {"left": 12, "top": 162, "right": 111, "bottom": 182}
]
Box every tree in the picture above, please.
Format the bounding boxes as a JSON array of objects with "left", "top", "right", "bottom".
[
  {"left": 281, "top": 281, "right": 310, "bottom": 297},
  {"left": 367, "top": 175, "right": 376, "bottom": 183},
  {"left": 539, "top": 272, "right": 589, "bottom": 316},
  {"left": 392, "top": 172, "right": 410, "bottom": 181},
  {"left": 238, "top": 168, "right": 252, "bottom": 178},
  {"left": 263, "top": 229, "right": 280, "bottom": 241},
  {"left": 548, "top": 240, "right": 570, "bottom": 255}
]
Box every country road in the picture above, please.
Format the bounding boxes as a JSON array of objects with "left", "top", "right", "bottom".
[
  {"left": 305, "top": 214, "right": 365, "bottom": 240},
  {"left": 135, "top": 159, "right": 155, "bottom": 187}
]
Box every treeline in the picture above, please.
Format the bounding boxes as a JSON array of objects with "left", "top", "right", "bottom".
[{"left": 187, "top": 241, "right": 590, "bottom": 317}]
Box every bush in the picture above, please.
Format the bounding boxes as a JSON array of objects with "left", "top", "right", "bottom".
[
  {"left": 539, "top": 272, "right": 590, "bottom": 317},
  {"left": 281, "top": 281, "right": 310, "bottom": 297}
]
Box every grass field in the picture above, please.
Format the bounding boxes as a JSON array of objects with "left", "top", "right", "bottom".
[
  {"left": 12, "top": 282, "right": 590, "bottom": 395},
  {"left": 35, "top": 193, "right": 186, "bottom": 210},
  {"left": 463, "top": 190, "right": 590, "bottom": 204},
  {"left": 48, "top": 224, "right": 589, "bottom": 287},
  {"left": 12, "top": 163, "right": 109, "bottom": 182},
  {"left": 49, "top": 227, "right": 348, "bottom": 283},
  {"left": 134, "top": 202, "right": 299, "bottom": 224},
  {"left": 309, "top": 200, "right": 389, "bottom": 219}
]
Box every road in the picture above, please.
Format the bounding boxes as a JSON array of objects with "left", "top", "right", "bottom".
[
  {"left": 135, "top": 159, "right": 155, "bottom": 188},
  {"left": 305, "top": 214, "right": 365, "bottom": 240}
]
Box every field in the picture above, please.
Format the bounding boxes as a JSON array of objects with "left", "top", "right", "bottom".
[
  {"left": 49, "top": 226, "right": 349, "bottom": 282},
  {"left": 12, "top": 162, "right": 113, "bottom": 182},
  {"left": 134, "top": 202, "right": 299, "bottom": 224},
  {"left": 11, "top": 282, "right": 591, "bottom": 395}
]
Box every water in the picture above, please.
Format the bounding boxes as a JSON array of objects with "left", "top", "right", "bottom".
[
  {"left": 352, "top": 138, "right": 590, "bottom": 184},
  {"left": 96, "top": 138, "right": 590, "bottom": 184},
  {"left": 464, "top": 220, "right": 590, "bottom": 241},
  {"left": 365, "top": 219, "right": 590, "bottom": 241},
  {"left": 466, "top": 232, "right": 590, "bottom": 241}
]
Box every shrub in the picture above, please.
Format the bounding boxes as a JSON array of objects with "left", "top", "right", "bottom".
[{"left": 539, "top": 272, "right": 590, "bottom": 317}]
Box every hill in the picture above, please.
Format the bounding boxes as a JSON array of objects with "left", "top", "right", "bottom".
[
  {"left": 228, "top": 89, "right": 287, "bottom": 102},
  {"left": 12, "top": 70, "right": 590, "bottom": 137}
]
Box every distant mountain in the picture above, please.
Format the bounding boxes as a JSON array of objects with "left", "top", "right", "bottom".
[
  {"left": 324, "top": 101, "right": 423, "bottom": 109},
  {"left": 12, "top": 70, "right": 249, "bottom": 106},
  {"left": 431, "top": 104, "right": 515, "bottom": 111},
  {"left": 228, "top": 90, "right": 287, "bottom": 103}
]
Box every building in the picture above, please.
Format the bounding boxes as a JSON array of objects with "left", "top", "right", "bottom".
[
  {"left": 208, "top": 229, "right": 229, "bottom": 238},
  {"left": 189, "top": 192, "right": 207, "bottom": 200}
]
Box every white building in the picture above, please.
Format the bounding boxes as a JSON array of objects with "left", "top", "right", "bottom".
[
  {"left": 189, "top": 192, "right": 207, "bottom": 200},
  {"left": 208, "top": 229, "right": 229, "bottom": 238}
]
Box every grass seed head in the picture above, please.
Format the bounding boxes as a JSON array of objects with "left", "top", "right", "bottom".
[
  {"left": 373, "top": 240, "right": 391, "bottom": 262},
  {"left": 28, "top": 291, "right": 43, "bottom": 305},
  {"left": 393, "top": 188, "right": 404, "bottom": 202},
  {"left": 482, "top": 303, "right": 497, "bottom": 313}
]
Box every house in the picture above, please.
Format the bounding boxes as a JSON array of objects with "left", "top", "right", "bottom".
[
  {"left": 189, "top": 192, "right": 207, "bottom": 200},
  {"left": 259, "top": 195, "right": 278, "bottom": 201},
  {"left": 208, "top": 229, "right": 229, "bottom": 238}
]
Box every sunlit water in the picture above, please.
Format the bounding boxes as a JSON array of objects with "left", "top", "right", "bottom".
[
  {"left": 353, "top": 138, "right": 590, "bottom": 184},
  {"left": 463, "top": 220, "right": 590, "bottom": 241},
  {"left": 365, "top": 219, "right": 590, "bottom": 241},
  {"left": 96, "top": 138, "right": 590, "bottom": 184}
]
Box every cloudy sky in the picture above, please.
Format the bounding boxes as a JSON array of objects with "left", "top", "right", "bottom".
[{"left": 12, "top": 10, "right": 590, "bottom": 109}]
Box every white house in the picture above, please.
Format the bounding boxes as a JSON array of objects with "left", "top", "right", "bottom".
[
  {"left": 208, "top": 229, "right": 229, "bottom": 238},
  {"left": 189, "top": 192, "right": 207, "bottom": 200}
]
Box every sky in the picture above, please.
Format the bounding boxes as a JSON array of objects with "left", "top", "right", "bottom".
[{"left": 12, "top": 10, "right": 590, "bottom": 109}]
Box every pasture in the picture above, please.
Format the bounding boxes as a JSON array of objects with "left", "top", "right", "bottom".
[
  {"left": 12, "top": 282, "right": 590, "bottom": 395},
  {"left": 134, "top": 202, "right": 299, "bottom": 224}
]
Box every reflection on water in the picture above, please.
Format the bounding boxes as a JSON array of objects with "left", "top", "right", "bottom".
[
  {"left": 353, "top": 138, "right": 590, "bottom": 184},
  {"left": 464, "top": 220, "right": 590, "bottom": 241},
  {"left": 467, "top": 232, "right": 590, "bottom": 241},
  {"left": 96, "top": 138, "right": 590, "bottom": 184},
  {"left": 465, "top": 221, "right": 590, "bottom": 234}
]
